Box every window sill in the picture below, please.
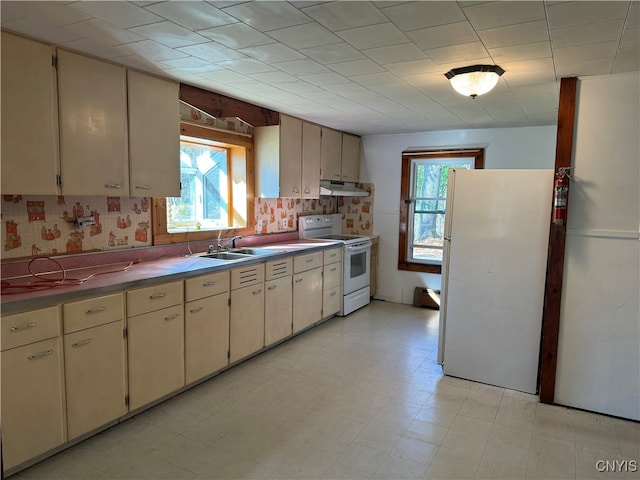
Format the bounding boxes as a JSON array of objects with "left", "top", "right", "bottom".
[{"left": 398, "top": 261, "right": 442, "bottom": 274}]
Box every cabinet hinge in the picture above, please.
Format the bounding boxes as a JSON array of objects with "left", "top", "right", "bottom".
[
  {"left": 125, "top": 395, "right": 130, "bottom": 406},
  {"left": 227, "top": 298, "right": 231, "bottom": 306},
  {"left": 227, "top": 350, "right": 230, "bottom": 360},
  {"left": 123, "top": 327, "right": 128, "bottom": 339},
  {"left": 52, "top": 55, "right": 57, "bottom": 68},
  {"left": 56, "top": 175, "right": 62, "bottom": 187}
]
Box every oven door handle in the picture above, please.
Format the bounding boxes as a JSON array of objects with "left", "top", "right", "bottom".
[{"left": 345, "top": 243, "right": 371, "bottom": 254}]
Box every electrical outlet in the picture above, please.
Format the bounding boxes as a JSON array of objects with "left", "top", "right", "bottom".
[
  {"left": 257, "top": 219, "right": 263, "bottom": 232},
  {"left": 281, "top": 218, "right": 288, "bottom": 229}
]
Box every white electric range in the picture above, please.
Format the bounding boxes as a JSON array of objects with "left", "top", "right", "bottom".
[{"left": 299, "top": 214, "right": 371, "bottom": 316}]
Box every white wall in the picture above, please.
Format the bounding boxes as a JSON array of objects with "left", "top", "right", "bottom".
[
  {"left": 555, "top": 73, "right": 639, "bottom": 420},
  {"left": 361, "top": 125, "right": 557, "bottom": 303}
]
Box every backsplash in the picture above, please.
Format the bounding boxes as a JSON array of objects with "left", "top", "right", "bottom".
[{"left": 1, "top": 188, "right": 375, "bottom": 260}]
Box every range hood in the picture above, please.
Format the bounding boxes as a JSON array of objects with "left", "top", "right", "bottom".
[{"left": 320, "top": 180, "right": 369, "bottom": 197}]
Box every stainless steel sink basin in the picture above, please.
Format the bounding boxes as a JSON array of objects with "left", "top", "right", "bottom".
[
  {"left": 198, "top": 252, "right": 252, "bottom": 261},
  {"left": 230, "top": 248, "right": 279, "bottom": 256}
]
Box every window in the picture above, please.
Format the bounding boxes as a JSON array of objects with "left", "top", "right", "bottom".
[
  {"left": 399, "top": 148, "right": 484, "bottom": 273},
  {"left": 152, "top": 123, "right": 255, "bottom": 245}
]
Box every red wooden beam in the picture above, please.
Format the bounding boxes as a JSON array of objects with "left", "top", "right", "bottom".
[{"left": 539, "top": 77, "right": 578, "bottom": 403}]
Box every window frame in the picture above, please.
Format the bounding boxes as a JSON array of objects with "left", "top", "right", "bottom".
[
  {"left": 152, "top": 122, "right": 255, "bottom": 246},
  {"left": 398, "top": 148, "right": 484, "bottom": 274}
]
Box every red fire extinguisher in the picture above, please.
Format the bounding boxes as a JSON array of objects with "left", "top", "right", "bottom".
[{"left": 552, "top": 170, "right": 569, "bottom": 225}]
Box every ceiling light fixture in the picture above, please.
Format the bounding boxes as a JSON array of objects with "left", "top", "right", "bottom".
[{"left": 444, "top": 64, "right": 505, "bottom": 99}]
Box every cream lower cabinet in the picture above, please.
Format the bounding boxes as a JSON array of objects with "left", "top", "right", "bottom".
[
  {"left": 63, "top": 293, "right": 127, "bottom": 440},
  {"left": 127, "top": 281, "right": 184, "bottom": 411},
  {"left": 1, "top": 307, "right": 65, "bottom": 471},
  {"left": 264, "top": 258, "right": 293, "bottom": 346},
  {"left": 292, "top": 252, "right": 323, "bottom": 333},
  {"left": 323, "top": 247, "right": 343, "bottom": 318},
  {"left": 185, "top": 271, "right": 230, "bottom": 384},
  {"left": 229, "top": 264, "right": 265, "bottom": 363}
]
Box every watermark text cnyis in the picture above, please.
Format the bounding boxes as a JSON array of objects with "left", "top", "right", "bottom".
[{"left": 595, "top": 460, "right": 638, "bottom": 473}]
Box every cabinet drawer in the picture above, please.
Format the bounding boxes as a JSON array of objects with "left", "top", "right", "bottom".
[
  {"left": 323, "top": 286, "right": 341, "bottom": 317},
  {"left": 185, "top": 271, "right": 229, "bottom": 302},
  {"left": 127, "top": 280, "right": 183, "bottom": 317},
  {"left": 293, "top": 252, "right": 323, "bottom": 273},
  {"left": 1, "top": 306, "right": 60, "bottom": 351},
  {"left": 323, "top": 247, "right": 342, "bottom": 265},
  {"left": 266, "top": 257, "right": 292, "bottom": 280},
  {"left": 323, "top": 262, "right": 342, "bottom": 290},
  {"left": 231, "top": 264, "right": 265, "bottom": 290},
  {"left": 63, "top": 293, "right": 124, "bottom": 333}
]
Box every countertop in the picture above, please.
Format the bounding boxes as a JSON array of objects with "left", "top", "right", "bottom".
[{"left": 1, "top": 239, "right": 341, "bottom": 315}]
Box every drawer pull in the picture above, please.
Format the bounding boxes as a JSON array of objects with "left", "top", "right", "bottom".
[
  {"left": 149, "top": 293, "right": 166, "bottom": 300},
  {"left": 28, "top": 349, "right": 53, "bottom": 360},
  {"left": 267, "top": 285, "right": 277, "bottom": 291},
  {"left": 304, "top": 188, "right": 310, "bottom": 194},
  {"left": 104, "top": 183, "right": 123, "bottom": 189},
  {"left": 330, "top": 267, "right": 337, "bottom": 272},
  {"left": 202, "top": 281, "right": 216, "bottom": 287},
  {"left": 72, "top": 338, "right": 94, "bottom": 348},
  {"left": 9, "top": 322, "right": 37, "bottom": 332},
  {"left": 86, "top": 306, "right": 106, "bottom": 314},
  {"left": 189, "top": 306, "right": 204, "bottom": 314},
  {"left": 295, "top": 278, "right": 304, "bottom": 283},
  {"left": 330, "top": 292, "right": 337, "bottom": 297},
  {"left": 164, "top": 313, "right": 180, "bottom": 321},
  {"left": 252, "top": 289, "right": 262, "bottom": 295},
  {"left": 135, "top": 185, "right": 151, "bottom": 190},
  {"left": 306, "top": 258, "right": 314, "bottom": 263}
]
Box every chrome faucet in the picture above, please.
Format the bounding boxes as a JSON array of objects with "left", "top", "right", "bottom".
[{"left": 217, "top": 235, "right": 242, "bottom": 251}]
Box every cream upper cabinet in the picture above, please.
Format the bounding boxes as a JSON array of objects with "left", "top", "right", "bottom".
[
  {"left": 1, "top": 32, "right": 59, "bottom": 195},
  {"left": 320, "top": 127, "right": 342, "bottom": 181},
  {"left": 340, "top": 133, "right": 360, "bottom": 182},
  {"left": 127, "top": 70, "right": 180, "bottom": 198},
  {"left": 57, "top": 49, "right": 129, "bottom": 196},
  {"left": 301, "top": 122, "right": 321, "bottom": 199}
]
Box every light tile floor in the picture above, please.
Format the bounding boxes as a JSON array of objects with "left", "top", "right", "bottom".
[{"left": 14, "top": 300, "right": 640, "bottom": 480}]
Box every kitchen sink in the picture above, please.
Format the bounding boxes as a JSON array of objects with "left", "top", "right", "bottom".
[
  {"left": 229, "top": 248, "right": 280, "bottom": 256},
  {"left": 198, "top": 252, "right": 253, "bottom": 261}
]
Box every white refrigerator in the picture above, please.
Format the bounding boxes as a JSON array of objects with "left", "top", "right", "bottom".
[{"left": 437, "top": 169, "right": 553, "bottom": 394}]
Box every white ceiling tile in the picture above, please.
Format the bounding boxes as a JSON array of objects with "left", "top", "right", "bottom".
[
  {"left": 620, "top": 28, "right": 640, "bottom": 48},
  {"left": 272, "top": 59, "right": 331, "bottom": 76},
  {"left": 109, "top": 53, "right": 167, "bottom": 73},
  {"left": 550, "top": 20, "right": 625, "bottom": 48},
  {"left": 69, "top": 1, "right": 164, "bottom": 29},
  {"left": 278, "top": 82, "right": 338, "bottom": 99},
  {"left": 300, "top": 42, "right": 365, "bottom": 64},
  {"left": 298, "top": 72, "right": 350, "bottom": 86},
  {"left": 266, "top": 22, "right": 341, "bottom": 49},
  {"left": 478, "top": 20, "right": 549, "bottom": 49},
  {"left": 380, "top": 1, "right": 466, "bottom": 32},
  {"left": 59, "top": 37, "right": 127, "bottom": 59},
  {"left": 217, "top": 58, "right": 277, "bottom": 74},
  {"left": 627, "top": 2, "right": 640, "bottom": 29},
  {"left": 249, "top": 71, "right": 299, "bottom": 84},
  {"left": 220, "top": 2, "right": 312, "bottom": 32},
  {"left": 2, "top": 17, "right": 84, "bottom": 44},
  {"left": 553, "top": 41, "right": 618, "bottom": 63},
  {"left": 425, "top": 42, "right": 489, "bottom": 64},
  {"left": 488, "top": 41, "right": 552, "bottom": 63},
  {"left": 129, "top": 21, "right": 210, "bottom": 48},
  {"left": 61, "top": 18, "right": 145, "bottom": 45},
  {"left": 329, "top": 59, "right": 385, "bottom": 77},
  {"left": 322, "top": 82, "right": 380, "bottom": 99},
  {"left": 350, "top": 71, "right": 403, "bottom": 86},
  {"left": 239, "top": 43, "right": 305, "bottom": 63},
  {"left": 300, "top": 1, "right": 387, "bottom": 31},
  {"left": 612, "top": 46, "right": 640, "bottom": 73},
  {"left": 546, "top": 1, "right": 630, "bottom": 29},
  {"left": 197, "top": 23, "right": 272, "bottom": 49},
  {"left": 144, "top": 1, "right": 238, "bottom": 30},
  {"left": 336, "top": 23, "right": 409, "bottom": 49},
  {"left": 407, "top": 22, "right": 478, "bottom": 50},
  {"left": 384, "top": 59, "right": 441, "bottom": 76},
  {"left": 178, "top": 41, "right": 246, "bottom": 62},
  {"left": 462, "top": 1, "right": 546, "bottom": 30},
  {"left": 1, "top": 1, "right": 91, "bottom": 26},
  {"left": 161, "top": 56, "right": 225, "bottom": 73},
  {"left": 114, "top": 39, "right": 188, "bottom": 61},
  {"left": 198, "top": 68, "right": 252, "bottom": 84},
  {"left": 556, "top": 58, "right": 615, "bottom": 77},
  {"left": 363, "top": 43, "right": 427, "bottom": 64}
]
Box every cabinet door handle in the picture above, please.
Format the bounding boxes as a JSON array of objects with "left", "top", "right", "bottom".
[
  {"left": 202, "top": 281, "right": 216, "bottom": 287},
  {"left": 293, "top": 188, "right": 300, "bottom": 194},
  {"left": 330, "top": 292, "right": 337, "bottom": 297},
  {"left": 304, "top": 188, "right": 310, "bottom": 194},
  {"left": 9, "top": 322, "right": 37, "bottom": 332},
  {"left": 104, "top": 184, "right": 123, "bottom": 189},
  {"left": 28, "top": 349, "right": 53, "bottom": 360},
  {"left": 149, "top": 293, "right": 166, "bottom": 299},
  {"left": 330, "top": 267, "right": 337, "bottom": 272},
  {"left": 333, "top": 174, "right": 340, "bottom": 178},
  {"left": 164, "top": 313, "right": 180, "bottom": 321},
  {"left": 86, "top": 306, "right": 106, "bottom": 314},
  {"left": 72, "top": 338, "right": 94, "bottom": 348},
  {"left": 135, "top": 185, "right": 151, "bottom": 190},
  {"left": 252, "top": 289, "right": 262, "bottom": 295},
  {"left": 295, "top": 278, "right": 303, "bottom": 283},
  {"left": 267, "top": 285, "right": 277, "bottom": 291},
  {"left": 306, "top": 258, "right": 313, "bottom": 263},
  {"left": 189, "top": 306, "right": 204, "bottom": 314}
]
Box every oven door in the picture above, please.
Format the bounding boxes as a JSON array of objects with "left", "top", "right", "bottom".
[{"left": 343, "top": 242, "right": 370, "bottom": 295}]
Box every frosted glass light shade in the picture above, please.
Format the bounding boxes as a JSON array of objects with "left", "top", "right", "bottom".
[{"left": 445, "top": 65, "right": 505, "bottom": 98}]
